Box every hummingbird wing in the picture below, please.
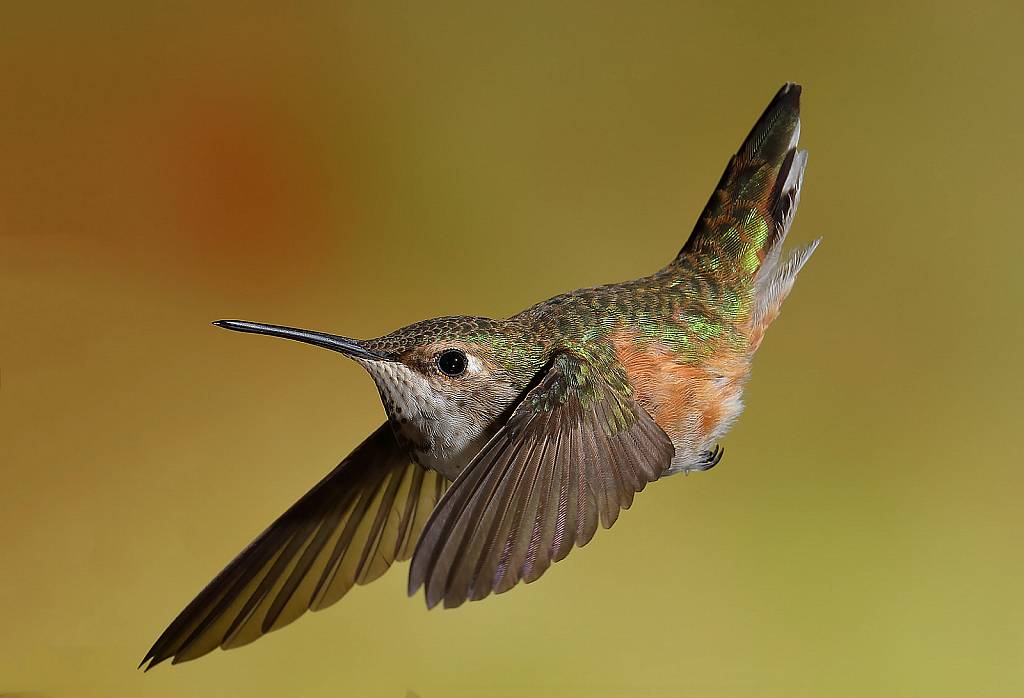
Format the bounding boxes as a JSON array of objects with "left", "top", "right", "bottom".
[
  {"left": 408, "top": 352, "right": 675, "bottom": 609},
  {"left": 142, "top": 423, "right": 448, "bottom": 669}
]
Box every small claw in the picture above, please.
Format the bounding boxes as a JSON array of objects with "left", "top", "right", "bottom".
[{"left": 686, "top": 445, "right": 723, "bottom": 474}]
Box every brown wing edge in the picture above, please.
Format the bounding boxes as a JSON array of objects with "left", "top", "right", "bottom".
[{"left": 141, "top": 423, "right": 448, "bottom": 670}]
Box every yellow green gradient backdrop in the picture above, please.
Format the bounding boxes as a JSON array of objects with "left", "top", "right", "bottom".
[{"left": 2, "top": 2, "right": 1022, "bottom": 697}]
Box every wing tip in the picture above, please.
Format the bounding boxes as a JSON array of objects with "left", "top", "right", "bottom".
[{"left": 138, "top": 632, "right": 179, "bottom": 671}]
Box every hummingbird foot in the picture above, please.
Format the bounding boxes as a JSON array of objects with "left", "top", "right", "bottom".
[{"left": 683, "top": 444, "right": 723, "bottom": 475}]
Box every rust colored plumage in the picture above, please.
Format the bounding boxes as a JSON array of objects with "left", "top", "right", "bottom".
[{"left": 142, "top": 83, "right": 819, "bottom": 669}]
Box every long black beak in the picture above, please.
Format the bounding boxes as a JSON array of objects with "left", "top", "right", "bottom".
[{"left": 213, "top": 320, "right": 396, "bottom": 362}]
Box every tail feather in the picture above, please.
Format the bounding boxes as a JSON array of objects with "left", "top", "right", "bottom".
[
  {"left": 672, "top": 82, "right": 818, "bottom": 350},
  {"left": 675, "top": 83, "right": 805, "bottom": 278},
  {"left": 748, "top": 237, "right": 819, "bottom": 352},
  {"left": 757, "top": 146, "right": 808, "bottom": 284}
]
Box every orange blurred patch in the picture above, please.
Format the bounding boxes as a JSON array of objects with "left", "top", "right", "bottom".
[{"left": 151, "top": 80, "right": 333, "bottom": 290}]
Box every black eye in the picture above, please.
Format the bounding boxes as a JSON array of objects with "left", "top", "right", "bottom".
[{"left": 436, "top": 349, "right": 468, "bottom": 377}]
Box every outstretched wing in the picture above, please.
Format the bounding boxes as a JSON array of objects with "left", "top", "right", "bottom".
[
  {"left": 408, "top": 353, "right": 675, "bottom": 609},
  {"left": 142, "top": 423, "right": 448, "bottom": 669}
]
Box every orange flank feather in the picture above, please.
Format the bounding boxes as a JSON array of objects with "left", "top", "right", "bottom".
[{"left": 611, "top": 329, "right": 749, "bottom": 472}]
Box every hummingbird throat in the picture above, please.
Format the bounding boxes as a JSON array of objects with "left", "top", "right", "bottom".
[{"left": 355, "top": 359, "right": 494, "bottom": 481}]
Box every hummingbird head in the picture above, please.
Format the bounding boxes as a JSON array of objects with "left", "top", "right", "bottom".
[{"left": 215, "top": 317, "right": 546, "bottom": 478}]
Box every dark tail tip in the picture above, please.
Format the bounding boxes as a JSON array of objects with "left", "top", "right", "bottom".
[{"left": 737, "top": 82, "right": 801, "bottom": 166}]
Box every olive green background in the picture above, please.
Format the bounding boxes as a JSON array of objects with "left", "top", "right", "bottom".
[{"left": 1, "top": 2, "right": 1021, "bottom": 697}]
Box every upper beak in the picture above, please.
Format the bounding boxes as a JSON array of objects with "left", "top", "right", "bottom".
[{"left": 213, "top": 320, "right": 397, "bottom": 363}]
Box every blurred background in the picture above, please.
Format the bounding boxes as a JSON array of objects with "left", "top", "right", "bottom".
[{"left": 1, "top": 2, "right": 1022, "bottom": 696}]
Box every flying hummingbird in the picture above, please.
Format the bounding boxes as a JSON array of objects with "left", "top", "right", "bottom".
[{"left": 142, "top": 83, "right": 819, "bottom": 669}]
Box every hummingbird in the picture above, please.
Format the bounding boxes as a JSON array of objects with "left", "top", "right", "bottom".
[{"left": 142, "top": 83, "right": 819, "bottom": 669}]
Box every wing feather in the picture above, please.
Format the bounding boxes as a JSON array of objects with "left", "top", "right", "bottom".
[
  {"left": 142, "top": 423, "right": 448, "bottom": 669},
  {"left": 408, "top": 353, "right": 675, "bottom": 609}
]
